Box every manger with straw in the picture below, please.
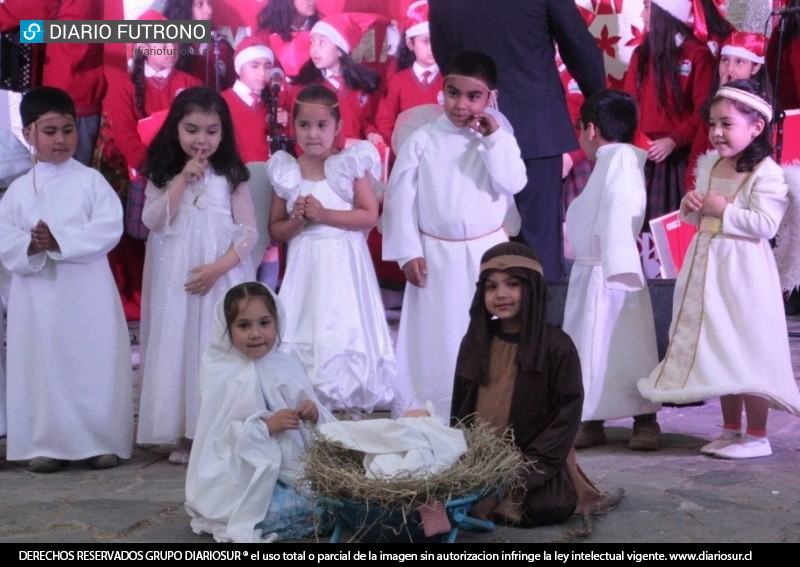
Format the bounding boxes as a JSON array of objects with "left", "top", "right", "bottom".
[{"left": 302, "top": 416, "right": 533, "bottom": 542}]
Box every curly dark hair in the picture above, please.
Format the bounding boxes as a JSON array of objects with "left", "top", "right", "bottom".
[
  {"left": 142, "top": 86, "right": 249, "bottom": 190},
  {"left": 257, "top": 0, "right": 320, "bottom": 42},
  {"left": 292, "top": 51, "right": 380, "bottom": 93}
]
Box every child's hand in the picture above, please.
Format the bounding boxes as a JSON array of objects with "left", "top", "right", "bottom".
[
  {"left": 264, "top": 409, "right": 300, "bottom": 434},
  {"left": 291, "top": 196, "right": 306, "bottom": 221},
  {"left": 681, "top": 190, "right": 704, "bottom": 213},
  {"left": 562, "top": 152, "right": 574, "bottom": 179},
  {"left": 276, "top": 108, "right": 289, "bottom": 127},
  {"left": 181, "top": 157, "right": 207, "bottom": 183},
  {"left": 301, "top": 194, "right": 327, "bottom": 223},
  {"left": 647, "top": 138, "right": 677, "bottom": 163},
  {"left": 701, "top": 193, "right": 728, "bottom": 218},
  {"left": 367, "top": 132, "right": 385, "bottom": 147},
  {"left": 402, "top": 257, "right": 427, "bottom": 288},
  {"left": 185, "top": 263, "right": 221, "bottom": 295},
  {"left": 29, "top": 220, "right": 60, "bottom": 254},
  {"left": 296, "top": 400, "right": 319, "bottom": 423},
  {"left": 469, "top": 112, "right": 499, "bottom": 137}
]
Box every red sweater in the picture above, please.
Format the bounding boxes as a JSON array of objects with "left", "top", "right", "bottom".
[
  {"left": 367, "top": 67, "right": 443, "bottom": 142},
  {"left": 0, "top": 0, "right": 105, "bottom": 116},
  {"left": 101, "top": 70, "right": 201, "bottom": 172},
  {"left": 221, "top": 89, "right": 271, "bottom": 163},
  {"left": 767, "top": 31, "right": 800, "bottom": 111},
  {"left": 623, "top": 38, "right": 715, "bottom": 148}
]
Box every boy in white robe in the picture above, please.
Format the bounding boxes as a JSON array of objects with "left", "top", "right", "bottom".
[
  {"left": 0, "top": 87, "right": 133, "bottom": 472},
  {"left": 562, "top": 89, "right": 661, "bottom": 451},
  {"left": 382, "top": 51, "right": 526, "bottom": 418}
]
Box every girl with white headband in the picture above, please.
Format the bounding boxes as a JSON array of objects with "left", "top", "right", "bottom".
[{"left": 639, "top": 79, "right": 800, "bottom": 459}]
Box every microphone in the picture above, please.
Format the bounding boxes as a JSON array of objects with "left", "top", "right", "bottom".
[
  {"left": 269, "top": 68, "right": 285, "bottom": 95},
  {"left": 772, "top": 7, "right": 800, "bottom": 16}
]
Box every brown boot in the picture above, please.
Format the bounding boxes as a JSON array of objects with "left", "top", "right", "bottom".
[
  {"left": 629, "top": 417, "right": 660, "bottom": 451},
  {"left": 574, "top": 420, "right": 606, "bottom": 449}
]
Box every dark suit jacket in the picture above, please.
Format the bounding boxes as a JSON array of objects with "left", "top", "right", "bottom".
[{"left": 429, "top": 0, "right": 605, "bottom": 160}]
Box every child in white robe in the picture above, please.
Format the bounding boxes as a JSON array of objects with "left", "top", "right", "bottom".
[
  {"left": 136, "top": 87, "right": 257, "bottom": 464},
  {"left": 0, "top": 87, "right": 133, "bottom": 473},
  {"left": 563, "top": 90, "right": 662, "bottom": 451},
  {"left": 382, "top": 50, "right": 526, "bottom": 419},
  {"left": 638, "top": 80, "right": 800, "bottom": 459},
  {"left": 267, "top": 84, "right": 396, "bottom": 414},
  {"left": 185, "top": 281, "right": 334, "bottom": 543}
]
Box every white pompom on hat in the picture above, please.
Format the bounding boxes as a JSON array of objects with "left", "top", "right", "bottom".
[{"left": 234, "top": 36, "right": 274, "bottom": 75}]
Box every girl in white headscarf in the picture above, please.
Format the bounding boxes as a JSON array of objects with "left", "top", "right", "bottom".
[{"left": 185, "top": 281, "right": 334, "bottom": 543}]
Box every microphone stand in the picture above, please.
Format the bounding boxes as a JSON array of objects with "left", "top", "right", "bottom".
[
  {"left": 263, "top": 82, "right": 296, "bottom": 157},
  {"left": 770, "top": 13, "right": 789, "bottom": 163},
  {"left": 212, "top": 33, "right": 221, "bottom": 92}
]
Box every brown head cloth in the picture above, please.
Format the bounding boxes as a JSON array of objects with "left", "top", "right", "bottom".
[{"left": 454, "top": 241, "right": 549, "bottom": 386}]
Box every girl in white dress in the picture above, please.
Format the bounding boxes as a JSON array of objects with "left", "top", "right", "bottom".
[
  {"left": 137, "top": 87, "right": 257, "bottom": 463},
  {"left": 267, "top": 84, "right": 395, "bottom": 414},
  {"left": 639, "top": 80, "right": 800, "bottom": 459},
  {"left": 185, "top": 282, "right": 334, "bottom": 543}
]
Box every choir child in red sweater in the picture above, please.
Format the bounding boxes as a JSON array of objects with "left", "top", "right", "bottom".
[
  {"left": 623, "top": 0, "right": 714, "bottom": 223},
  {"left": 0, "top": 0, "right": 105, "bottom": 166},
  {"left": 366, "top": 1, "right": 443, "bottom": 149},
  {"left": 289, "top": 12, "right": 387, "bottom": 143},
  {"left": 221, "top": 37, "right": 289, "bottom": 164}
]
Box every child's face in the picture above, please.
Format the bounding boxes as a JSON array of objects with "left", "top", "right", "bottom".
[
  {"left": 577, "top": 120, "right": 600, "bottom": 162},
  {"left": 443, "top": 76, "right": 490, "bottom": 128},
  {"left": 192, "top": 0, "right": 213, "bottom": 21},
  {"left": 229, "top": 297, "right": 278, "bottom": 360},
  {"left": 178, "top": 110, "right": 223, "bottom": 161},
  {"left": 294, "top": 0, "right": 317, "bottom": 18},
  {"left": 294, "top": 102, "right": 341, "bottom": 158},
  {"left": 718, "top": 55, "right": 761, "bottom": 85},
  {"left": 484, "top": 271, "right": 523, "bottom": 333},
  {"left": 23, "top": 114, "right": 78, "bottom": 165},
  {"left": 708, "top": 99, "right": 764, "bottom": 160},
  {"left": 641, "top": 0, "right": 651, "bottom": 32},
  {"left": 310, "top": 33, "right": 341, "bottom": 74},
  {"left": 239, "top": 57, "right": 273, "bottom": 92},
  {"left": 406, "top": 34, "right": 435, "bottom": 68},
  {"left": 144, "top": 43, "right": 179, "bottom": 72}
]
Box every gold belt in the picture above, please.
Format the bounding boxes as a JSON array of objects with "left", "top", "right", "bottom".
[{"left": 699, "top": 216, "right": 722, "bottom": 235}]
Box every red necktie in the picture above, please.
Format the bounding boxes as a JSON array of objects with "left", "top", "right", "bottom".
[
  {"left": 421, "top": 71, "right": 431, "bottom": 86},
  {"left": 251, "top": 92, "right": 260, "bottom": 106}
]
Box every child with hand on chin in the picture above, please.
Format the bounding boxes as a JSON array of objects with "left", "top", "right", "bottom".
[{"left": 382, "top": 50, "right": 526, "bottom": 419}]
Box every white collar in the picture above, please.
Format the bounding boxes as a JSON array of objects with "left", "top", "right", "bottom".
[
  {"left": 144, "top": 62, "right": 172, "bottom": 79},
  {"left": 232, "top": 80, "right": 261, "bottom": 106},
  {"left": 412, "top": 62, "right": 438, "bottom": 81}
]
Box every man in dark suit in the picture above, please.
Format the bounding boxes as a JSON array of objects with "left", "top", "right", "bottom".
[{"left": 429, "top": 0, "right": 605, "bottom": 278}]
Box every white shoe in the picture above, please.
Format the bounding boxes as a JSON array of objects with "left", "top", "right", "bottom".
[
  {"left": 168, "top": 448, "right": 190, "bottom": 465},
  {"left": 700, "top": 435, "right": 740, "bottom": 455},
  {"left": 713, "top": 437, "right": 772, "bottom": 459}
]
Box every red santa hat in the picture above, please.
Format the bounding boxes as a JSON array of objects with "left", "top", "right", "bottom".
[
  {"left": 234, "top": 36, "right": 275, "bottom": 75},
  {"left": 137, "top": 9, "right": 167, "bottom": 21},
  {"left": 311, "top": 12, "right": 388, "bottom": 54},
  {"left": 404, "top": 1, "right": 429, "bottom": 39},
  {"left": 720, "top": 32, "right": 765, "bottom": 65}
]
